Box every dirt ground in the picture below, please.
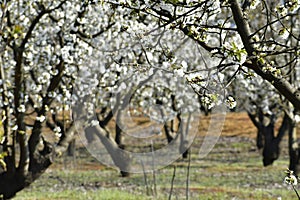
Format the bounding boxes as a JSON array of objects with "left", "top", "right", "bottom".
[{"left": 14, "top": 112, "right": 298, "bottom": 200}]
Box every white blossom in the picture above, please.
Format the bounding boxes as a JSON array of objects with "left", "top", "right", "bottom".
[
  {"left": 295, "top": 115, "right": 300, "bottom": 123},
  {"left": 284, "top": 169, "right": 298, "bottom": 186},
  {"left": 174, "top": 68, "right": 185, "bottom": 77},
  {"left": 12, "top": 125, "right": 18, "bottom": 131},
  {"left": 36, "top": 115, "right": 46, "bottom": 123},
  {"left": 37, "top": 72, "right": 51, "bottom": 84},
  {"left": 225, "top": 96, "right": 237, "bottom": 109},
  {"left": 17, "top": 105, "right": 26, "bottom": 113},
  {"left": 55, "top": 128, "right": 62, "bottom": 141},
  {"left": 262, "top": 65, "right": 281, "bottom": 77},
  {"left": 91, "top": 120, "right": 99, "bottom": 126},
  {"left": 250, "top": 0, "right": 260, "bottom": 9},
  {"left": 54, "top": 126, "right": 61, "bottom": 133}
]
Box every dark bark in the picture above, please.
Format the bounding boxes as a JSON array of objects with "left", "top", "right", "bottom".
[
  {"left": 0, "top": 172, "right": 28, "bottom": 199},
  {"left": 115, "top": 121, "right": 124, "bottom": 148},
  {"left": 248, "top": 111, "right": 290, "bottom": 166},
  {"left": 261, "top": 121, "right": 277, "bottom": 166},
  {"left": 180, "top": 113, "right": 192, "bottom": 159},
  {"left": 0, "top": 118, "right": 79, "bottom": 199},
  {"left": 287, "top": 116, "right": 300, "bottom": 175},
  {"left": 0, "top": 149, "right": 53, "bottom": 200},
  {"left": 247, "top": 111, "right": 264, "bottom": 149},
  {"left": 164, "top": 122, "right": 175, "bottom": 143},
  {"left": 67, "top": 139, "right": 76, "bottom": 157},
  {"left": 114, "top": 113, "right": 128, "bottom": 176},
  {"left": 0, "top": 137, "right": 53, "bottom": 199},
  {"left": 181, "top": 143, "right": 190, "bottom": 159}
]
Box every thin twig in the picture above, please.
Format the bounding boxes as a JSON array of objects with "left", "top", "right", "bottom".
[
  {"left": 186, "top": 148, "right": 191, "bottom": 200},
  {"left": 168, "top": 165, "right": 176, "bottom": 200},
  {"left": 151, "top": 141, "right": 157, "bottom": 197},
  {"left": 141, "top": 160, "right": 150, "bottom": 195},
  {"left": 292, "top": 184, "right": 300, "bottom": 200}
]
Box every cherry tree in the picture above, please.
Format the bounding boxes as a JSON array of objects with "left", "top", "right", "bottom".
[
  {"left": 72, "top": 17, "right": 220, "bottom": 176},
  {"left": 0, "top": 0, "right": 116, "bottom": 198},
  {"left": 0, "top": 0, "right": 218, "bottom": 197},
  {"left": 224, "top": 0, "right": 300, "bottom": 171},
  {"left": 105, "top": 0, "right": 300, "bottom": 171},
  {"left": 0, "top": 0, "right": 220, "bottom": 196}
]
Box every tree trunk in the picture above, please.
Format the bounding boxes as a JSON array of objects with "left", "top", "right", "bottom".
[
  {"left": 0, "top": 141, "right": 52, "bottom": 199},
  {"left": 0, "top": 172, "right": 28, "bottom": 199},
  {"left": 0, "top": 118, "right": 80, "bottom": 199},
  {"left": 0, "top": 154, "right": 53, "bottom": 200},
  {"left": 164, "top": 121, "right": 175, "bottom": 143},
  {"left": 115, "top": 109, "right": 125, "bottom": 147},
  {"left": 261, "top": 122, "right": 276, "bottom": 166},
  {"left": 248, "top": 111, "right": 289, "bottom": 166},
  {"left": 88, "top": 125, "right": 131, "bottom": 177},
  {"left": 67, "top": 139, "right": 76, "bottom": 157},
  {"left": 180, "top": 113, "right": 191, "bottom": 159},
  {"left": 114, "top": 111, "right": 129, "bottom": 176},
  {"left": 115, "top": 123, "right": 124, "bottom": 149},
  {"left": 287, "top": 117, "right": 300, "bottom": 175},
  {"left": 247, "top": 111, "right": 264, "bottom": 149}
]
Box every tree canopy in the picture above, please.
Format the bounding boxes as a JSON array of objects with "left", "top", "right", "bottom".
[{"left": 0, "top": 0, "right": 300, "bottom": 198}]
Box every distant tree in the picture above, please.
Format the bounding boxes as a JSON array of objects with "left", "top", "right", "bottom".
[
  {"left": 75, "top": 48, "right": 203, "bottom": 175},
  {"left": 105, "top": 0, "right": 300, "bottom": 172},
  {"left": 232, "top": 66, "right": 299, "bottom": 171}
]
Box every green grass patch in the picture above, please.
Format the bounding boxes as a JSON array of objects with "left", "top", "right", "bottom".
[
  {"left": 13, "top": 134, "right": 296, "bottom": 200},
  {"left": 15, "top": 189, "right": 152, "bottom": 200}
]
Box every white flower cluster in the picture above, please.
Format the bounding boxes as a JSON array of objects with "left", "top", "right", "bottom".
[
  {"left": 225, "top": 96, "right": 237, "bottom": 109},
  {"left": 262, "top": 65, "right": 281, "bottom": 77},
  {"left": 284, "top": 169, "right": 298, "bottom": 186},
  {"left": 186, "top": 73, "right": 205, "bottom": 87},
  {"left": 275, "top": 0, "right": 300, "bottom": 15},
  {"left": 17, "top": 105, "right": 26, "bottom": 113},
  {"left": 37, "top": 72, "right": 51, "bottom": 84},
  {"left": 295, "top": 115, "right": 300, "bottom": 123},
  {"left": 200, "top": 94, "right": 218, "bottom": 109},
  {"left": 250, "top": 0, "right": 260, "bottom": 9},
  {"left": 36, "top": 115, "right": 46, "bottom": 123},
  {"left": 54, "top": 126, "right": 62, "bottom": 142}
]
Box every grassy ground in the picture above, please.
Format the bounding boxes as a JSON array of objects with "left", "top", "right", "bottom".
[{"left": 14, "top": 113, "right": 297, "bottom": 199}]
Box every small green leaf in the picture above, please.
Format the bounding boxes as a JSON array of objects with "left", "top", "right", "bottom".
[
  {"left": 258, "top": 57, "right": 265, "bottom": 64},
  {"left": 278, "top": 28, "right": 286, "bottom": 35},
  {"left": 0, "top": 120, "right": 4, "bottom": 144},
  {"left": 0, "top": 159, "right": 6, "bottom": 171},
  {"left": 210, "top": 94, "right": 218, "bottom": 102},
  {"left": 0, "top": 152, "right": 7, "bottom": 171}
]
